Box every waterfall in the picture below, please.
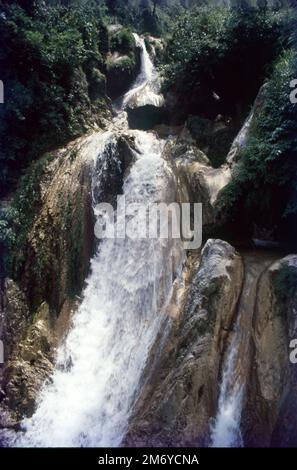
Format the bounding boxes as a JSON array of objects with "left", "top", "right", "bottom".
[
  {"left": 210, "top": 255, "right": 276, "bottom": 447},
  {"left": 210, "top": 331, "right": 245, "bottom": 448},
  {"left": 115, "top": 33, "right": 164, "bottom": 111},
  {"left": 3, "top": 35, "right": 184, "bottom": 448}
]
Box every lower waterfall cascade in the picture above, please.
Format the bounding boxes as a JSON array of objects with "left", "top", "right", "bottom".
[
  {"left": 14, "top": 131, "right": 184, "bottom": 447},
  {"left": 210, "top": 253, "right": 280, "bottom": 447},
  {"left": 2, "top": 33, "right": 185, "bottom": 448}
]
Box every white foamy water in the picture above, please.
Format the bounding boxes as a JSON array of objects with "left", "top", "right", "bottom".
[
  {"left": 210, "top": 334, "right": 244, "bottom": 448},
  {"left": 2, "top": 35, "right": 184, "bottom": 448},
  {"left": 8, "top": 130, "right": 184, "bottom": 448},
  {"left": 115, "top": 34, "right": 164, "bottom": 111},
  {"left": 210, "top": 256, "right": 275, "bottom": 448}
]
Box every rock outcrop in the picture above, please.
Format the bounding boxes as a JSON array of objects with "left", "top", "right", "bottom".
[
  {"left": 0, "top": 131, "right": 137, "bottom": 425},
  {"left": 125, "top": 239, "right": 244, "bottom": 446},
  {"left": 162, "top": 84, "right": 268, "bottom": 233},
  {"left": 163, "top": 131, "right": 230, "bottom": 229},
  {"left": 242, "top": 255, "right": 297, "bottom": 447},
  {"left": 106, "top": 33, "right": 141, "bottom": 100},
  {"left": 15, "top": 135, "right": 95, "bottom": 313},
  {"left": 127, "top": 105, "right": 166, "bottom": 130}
]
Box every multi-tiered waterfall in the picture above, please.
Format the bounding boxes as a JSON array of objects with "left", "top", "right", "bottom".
[{"left": 5, "top": 34, "right": 184, "bottom": 448}]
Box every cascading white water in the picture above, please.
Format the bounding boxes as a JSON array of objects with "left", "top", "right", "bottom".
[
  {"left": 210, "top": 332, "right": 245, "bottom": 448},
  {"left": 10, "top": 130, "right": 183, "bottom": 448},
  {"left": 115, "top": 33, "right": 164, "bottom": 111},
  {"left": 210, "top": 256, "right": 275, "bottom": 448},
  {"left": 210, "top": 260, "right": 253, "bottom": 449},
  {"left": 3, "top": 36, "right": 184, "bottom": 448}
]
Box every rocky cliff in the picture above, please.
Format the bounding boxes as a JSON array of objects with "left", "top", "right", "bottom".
[
  {"left": 0, "top": 131, "right": 137, "bottom": 428},
  {"left": 243, "top": 255, "right": 297, "bottom": 447},
  {"left": 125, "top": 239, "right": 244, "bottom": 446}
]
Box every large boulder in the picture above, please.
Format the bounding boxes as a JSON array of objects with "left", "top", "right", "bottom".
[
  {"left": 125, "top": 239, "right": 244, "bottom": 446},
  {"left": 163, "top": 135, "right": 230, "bottom": 229},
  {"left": 127, "top": 105, "right": 167, "bottom": 130},
  {"left": 106, "top": 29, "right": 141, "bottom": 100},
  {"left": 0, "top": 131, "right": 137, "bottom": 426},
  {"left": 242, "top": 255, "right": 297, "bottom": 447}
]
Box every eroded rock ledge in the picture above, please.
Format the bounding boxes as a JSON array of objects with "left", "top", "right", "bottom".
[
  {"left": 125, "top": 239, "right": 244, "bottom": 447},
  {"left": 0, "top": 131, "right": 137, "bottom": 427},
  {"left": 243, "top": 255, "right": 297, "bottom": 447}
]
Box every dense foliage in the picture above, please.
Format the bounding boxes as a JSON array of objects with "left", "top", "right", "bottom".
[
  {"left": 106, "top": 27, "right": 140, "bottom": 98},
  {"left": 216, "top": 50, "right": 297, "bottom": 244},
  {"left": 0, "top": 1, "right": 110, "bottom": 196},
  {"left": 163, "top": 7, "right": 294, "bottom": 120},
  {"left": 104, "top": 0, "right": 184, "bottom": 36},
  {"left": 151, "top": 3, "right": 297, "bottom": 245},
  {"left": 0, "top": 152, "right": 53, "bottom": 277}
]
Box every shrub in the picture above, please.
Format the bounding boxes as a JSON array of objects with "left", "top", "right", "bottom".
[
  {"left": 0, "top": 151, "right": 53, "bottom": 277},
  {"left": 110, "top": 28, "right": 135, "bottom": 55},
  {"left": 163, "top": 6, "right": 294, "bottom": 120},
  {"left": 216, "top": 50, "right": 297, "bottom": 245},
  {"left": 0, "top": 2, "right": 109, "bottom": 197}
]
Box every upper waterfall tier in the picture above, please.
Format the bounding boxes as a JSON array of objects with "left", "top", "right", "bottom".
[{"left": 114, "top": 34, "right": 164, "bottom": 112}]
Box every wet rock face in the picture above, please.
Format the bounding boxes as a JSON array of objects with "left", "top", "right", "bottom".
[
  {"left": 15, "top": 132, "right": 135, "bottom": 315},
  {"left": 127, "top": 105, "right": 167, "bottom": 131},
  {"left": 16, "top": 139, "right": 94, "bottom": 313},
  {"left": 243, "top": 255, "right": 297, "bottom": 447},
  {"left": 1, "top": 280, "right": 29, "bottom": 361},
  {"left": 0, "top": 281, "right": 54, "bottom": 426},
  {"left": 1, "top": 300, "right": 55, "bottom": 424},
  {"left": 106, "top": 49, "right": 141, "bottom": 100},
  {"left": 92, "top": 134, "right": 136, "bottom": 206},
  {"left": 0, "top": 131, "right": 139, "bottom": 426},
  {"left": 125, "top": 239, "right": 244, "bottom": 447}
]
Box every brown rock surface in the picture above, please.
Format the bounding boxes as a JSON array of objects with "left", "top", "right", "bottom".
[
  {"left": 243, "top": 255, "right": 297, "bottom": 447},
  {"left": 125, "top": 239, "right": 244, "bottom": 446}
]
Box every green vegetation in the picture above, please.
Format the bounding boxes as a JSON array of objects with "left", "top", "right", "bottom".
[
  {"left": 104, "top": 0, "right": 184, "bottom": 36},
  {"left": 107, "top": 27, "right": 140, "bottom": 98},
  {"left": 0, "top": 1, "right": 110, "bottom": 196},
  {"left": 0, "top": 152, "right": 53, "bottom": 277},
  {"left": 161, "top": 5, "right": 297, "bottom": 244},
  {"left": 216, "top": 50, "right": 297, "bottom": 244},
  {"left": 163, "top": 7, "right": 294, "bottom": 120},
  {"left": 110, "top": 27, "right": 135, "bottom": 54}
]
